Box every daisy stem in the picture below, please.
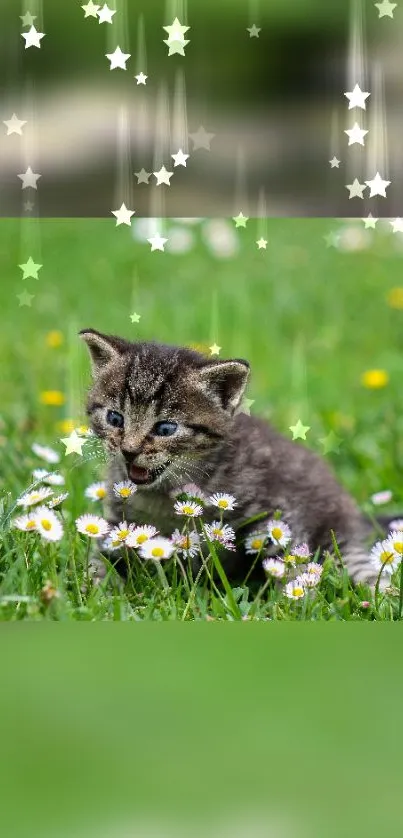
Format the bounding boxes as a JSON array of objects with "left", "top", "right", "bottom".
[
  {"left": 374, "top": 560, "right": 388, "bottom": 615},
  {"left": 70, "top": 534, "right": 83, "bottom": 607},
  {"left": 398, "top": 560, "right": 403, "bottom": 620},
  {"left": 182, "top": 561, "right": 210, "bottom": 621},
  {"left": 242, "top": 548, "right": 263, "bottom": 586},
  {"left": 85, "top": 539, "right": 91, "bottom": 594}
]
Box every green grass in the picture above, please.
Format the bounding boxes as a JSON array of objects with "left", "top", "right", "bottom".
[{"left": 2, "top": 216, "right": 403, "bottom": 620}]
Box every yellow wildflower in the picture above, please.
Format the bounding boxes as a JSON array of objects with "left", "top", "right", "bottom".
[
  {"left": 46, "top": 331, "right": 64, "bottom": 348},
  {"left": 40, "top": 391, "right": 65, "bottom": 406},
  {"left": 361, "top": 370, "right": 389, "bottom": 389},
  {"left": 386, "top": 288, "right": 403, "bottom": 310},
  {"left": 56, "top": 419, "right": 76, "bottom": 434}
]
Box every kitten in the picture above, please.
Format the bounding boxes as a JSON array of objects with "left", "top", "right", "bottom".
[{"left": 80, "top": 328, "right": 382, "bottom": 587}]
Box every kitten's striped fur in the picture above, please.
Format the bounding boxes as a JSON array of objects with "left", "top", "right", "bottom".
[{"left": 80, "top": 329, "right": 383, "bottom": 586}]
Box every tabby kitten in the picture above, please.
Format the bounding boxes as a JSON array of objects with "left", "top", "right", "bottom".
[{"left": 80, "top": 328, "right": 380, "bottom": 586}]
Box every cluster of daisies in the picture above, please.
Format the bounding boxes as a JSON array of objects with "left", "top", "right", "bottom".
[{"left": 11, "top": 445, "right": 403, "bottom": 599}]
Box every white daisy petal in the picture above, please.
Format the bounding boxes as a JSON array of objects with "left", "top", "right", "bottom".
[
  {"left": 204, "top": 521, "right": 235, "bottom": 544},
  {"left": 12, "top": 513, "right": 38, "bottom": 532},
  {"left": 17, "top": 487, "right": 54, "bottom": 508},
  {"left": 31, "top": 442, "right": 60, "bottom": 464},
  {"left": 245, "top": 533, "right": 267, "bottom": 554},
  {"left": 75, "top": 514, "right": 110, "bottom": 539},
  {"left": 85, "top": 481, "right": 108, "bottom": 502},
  {"left": 262, "top": 558, "right": 286, "bottom": 578},
  {"left": 370, "top": 539, "right": 398, "bottom": 574},
  {"left": 139, "top": 537, "right": 174, "bottom": 561},
  {"left": 209, "top": 492, "right": 237, "bottom": 511},
  {"left": 171, "top": 529, "right": 200, "bottom": 558},
  {"left": 125, "top": 525, "right": 158, "bottom": 548},
  {"left": 267, "top": 519, "right": 292, "bottom": 547},
  {"left": 33, "top": 506, "right": 64, "bottom": 542},
  {"left": 284, "top": 580, "right": 305, "bottom": 599},
  {"left": 174, "top": 500, "right": 203, "bottom": 517},
  {"left": 113, "top": 480, "right": 137, "bottom": 499},
  {"left": 109, "top": 521, "right": 136, "bottom": 543}
]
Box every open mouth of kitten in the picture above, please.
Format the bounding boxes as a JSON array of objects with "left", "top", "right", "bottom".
[{"left": 127, "top": 462, "right": 170, "bottom": 486}]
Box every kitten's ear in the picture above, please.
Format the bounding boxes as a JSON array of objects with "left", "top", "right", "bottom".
[
  {"left": 198, "top": 360, "right": 250, "bottom": 412},
  {"left": 79, "top": 329, "right": 126, "bottom": 374}
]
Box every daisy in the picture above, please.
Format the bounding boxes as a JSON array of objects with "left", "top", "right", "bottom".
[
  {"left": 101, "top": 536, "right": 123, "bottom": 552},
  {"left": 209, "top": 492, "right": 237, "bottom": 511},
  {"left": 370, "top": 539, "right": 398, "bottom": 574},
  {"left": 31, "top": 442, "right": 60, "bottom": 464},
  {"left": 371, "top": 490, "right": 392, "bottom": 506},
  {"left": 75, "top": 514, "right": 110, "bottom": 539},
  {"left": 306, "top": 561, "right": 323, "bottom": 577},
  {"left": 284, "top": 580, "right": 305, "bottom": 600},
  {"left": 48, "top": 492, "right": 69, "bottom": 508},
  {"left": 17, "top": 487, "right": 54, "bottom": 508},
  {"left": 267, "top": 519, "right": 292, "bottom": 547},
  {"left": 245, "top": 533, "right": 267, "bottom": 554},
  {"left": 389, "top": 519, "right": 403, "bottom": 531},
  {"left": 171, "top": 529, "right": 200, "bottom": 558},
  {"left": 85, "top": 481, "right": 108, "bottom": 502},
  {"left": 204, "top": 521, "right": 236, "bottom": 545},
  {"left": 125, "top": 525, "right": 158, "bottom": 548},
  {"left": 180, "top": 483, "right": 207, "bottom": 503},
  {"left": 33, "top": 469, "right": 65, "bottom": 486},
  {"left": 109, "top": 521, "right": 136, "bottom": 543},
  {"left": 33, "top": 506, "right": 64, "bottom": 542},
  {"left": 113, "top": 480, "right": 137, "bottom": 499},
  {"left": 262, "top": 558, "right": 286, "bottom": 579},
  {"left": 296, "top": 572, "right": 320, "bottom": 589},
  {"left": 12, "top": 513, "right": 37, "bottom": 532},
  {"left": 291, "top": 543, "right": 311, "bottom": 560},
  {"left": 139, "top": 537, "right": 174, "bottom": 561},
  {"left": 386, "top": 531, "right": 403, "bottom": 557},
  {"left": 174, "top": 500, "right": 203, "bottom": 517}
]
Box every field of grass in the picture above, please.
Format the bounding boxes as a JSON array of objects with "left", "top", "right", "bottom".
[{"left": 2, "top": 215, "right": 403, "bottom": 620}]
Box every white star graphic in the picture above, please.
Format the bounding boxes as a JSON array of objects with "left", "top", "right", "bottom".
[
  {"left": 24, "top": 200, "right": 34, "bottom": 212},
  {"left": 134, "top": 168, "right": 151, "bottom": 184},
  {"left": 247, "top": 25, "right": 261, "bottom": 37},
  {"left": 61, "top": 430, "right": 85, "bottom": 456},
  {"left": 18, "top": 166, "right": 41, "bottom": 189},
  {"left": 256, "top": 238, "right": 267, "bottom": 249},
  {"left": 135, "top": 72, "right": 147, "bottom": 85},
  {"left": 82, "top": 1, "right": 100, "bottom": 18},
  {"left": 375, "top": 1, "right": 397, "bottom": 18},
  {"left": 390, "top": 218, "right": 403, "bottom": 233},
  {"left": 163, "top": 17, "right": 190, "bottom": 43},
  {"left": 111, "top": 203, "right": 135, "bottom": 226},
  {"left": 21, "top": 25, "right": 45, "bottom": 49},
  {"left": 329, "top": 156, "right": 340, "bottom": 168},
  {"left": 344, "top": 84, "right": 370, "bottom": 110},
  {"left": 362, "top": 213, "right": 378, "bottom": 228},
  {"left": 188, "top": 126, "right": 215, "bottom": 150},
  {"left": 3, "top": 114, "right": 27, "bottom": 135},
  {"left": 344, "top": 122, "right": 368, "bottom": 146},
  {"left": 20, "top": 12, "right": 36, "bottom": 26},
  {"left": 97, "top": 3, "right": 116, "bottom": 23},
  {"left": 153, "top": 165, "right": 173, "bottom": 186},
  {"left": 365, "top": 171, "right": 391, "bottom": 197},
  {"left": 147, "top": 233, "right": 168, "bottom": 252},
  {"left": 171, "top": 148, "right": 189, "bottom": 167},
  {"left": 163, "top": 39, "right": 189, "bottom": 56},
  {"left": 209, "top": 343, "right": 221, "bottom": 356},
  {"left": 19, "top": 256, "right": 42, "bottom": 279},
  {"left": 106, "top": 46, "right": 130, "bottom": 70},
  {"left": 345, "top": 178, "right": 367, "bottom": 199}
]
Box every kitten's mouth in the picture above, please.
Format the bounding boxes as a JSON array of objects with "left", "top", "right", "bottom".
[{"left": 128, "top": 462, "right": 170, "bottom": 486}]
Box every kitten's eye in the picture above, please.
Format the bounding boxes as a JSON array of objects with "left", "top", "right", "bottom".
[
  {"left": 153, "top": 421, "right": 178, "bottom": 437},
  {"left": 106, "top": 410, "right": 124, "bottom": 429}
]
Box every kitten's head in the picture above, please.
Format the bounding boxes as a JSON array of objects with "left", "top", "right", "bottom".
[{"left": 80, "top": 329, "right": 250, "bottom": 488}]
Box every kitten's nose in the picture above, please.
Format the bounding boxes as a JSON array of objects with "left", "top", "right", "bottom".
[{"left": 122, "top": 448, "right": 142, "bottom": 464}]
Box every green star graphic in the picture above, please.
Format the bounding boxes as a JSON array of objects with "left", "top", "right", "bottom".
[
  {"left": 18, "top": 257, "right": 42, "bottom": 279},
  {"left": 17, "top": 290, "right": 34, "bottom": 307},
  {"left": 319, "top": 431, "right": 342, "bottom": 455},
  {"left": 233, "top": 212, "right": 249, "bottom": 228},
  {"left": 164, "top": 39, "right": 189, "bottom": 56},
  {"left": 289, "top": 420, "right": 310, "bottom": 440},
  {"left": 130, "top": 312, "right": 141, "bottom": 323}
]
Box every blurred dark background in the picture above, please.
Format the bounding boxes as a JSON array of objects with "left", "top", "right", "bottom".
[{"left": 0, "top": 0, "right": 401, "bottom": 216}]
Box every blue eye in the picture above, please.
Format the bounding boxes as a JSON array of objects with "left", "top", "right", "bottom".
[
  {"left": 153, "top": 421, "right": 178, "bottom": 437},
  {"left": 107, "top": 410, "right": 124, "bottom": 428}
]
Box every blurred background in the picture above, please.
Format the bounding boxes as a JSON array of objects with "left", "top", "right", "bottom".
[{"left": 0, "top": 0, "right": 402, "bottom": 216}]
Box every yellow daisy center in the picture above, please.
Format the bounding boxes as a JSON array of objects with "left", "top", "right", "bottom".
[
  {"left": 381, "top": 551, "right": 394, "bottom": 564},
  {"left": 218, "top": 499, "right": 229, "bottom": 508},
  {"left": 30, "top": 493, "right": 40, "bottom": 502},
  {"left": 272, "top": 526, "right": 283, "bottom": 540},
  {"left": 212, "top": 528, "right": 223, "bottom": 536},
  {"left": 293, "top": 587, "right": 304, "bottom": 597},
  {"left": 41, "top": 519, "right": 52, "bottom": 531},
  {"left": 393, "top": 542, "right": 403, "bottom": 554},
  {"left": 111, "top": 539, "right": 121, "bottom": 547},
  {"left": 86, "top": 523, "right": 99, "bottom": 534},
  {"left": 96, "top": 488, "right": 106, "bottom": 498},
  {"left": 136, "top": 534, "right": 148, "bottom": 544},
  {"left": 117, "top": 530, "right": 129, "bottom": 540},
  {"left": 182, "top": 505, "right": 194, "bottom": 515},
  {"left": 182, "top": 536, "right": 191, "bottom": 548},
  {"left": 251, "top": 538, "right": 263, "bottom": 550},
  {"left": 151, "top": 547, "right": 164, "bottom": 558},
  {"left": 119, "top": 488, "right": 131, "bottom": 498},
  {"left": 26, "top": 520, "right": 36, "bottom": 530}
]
